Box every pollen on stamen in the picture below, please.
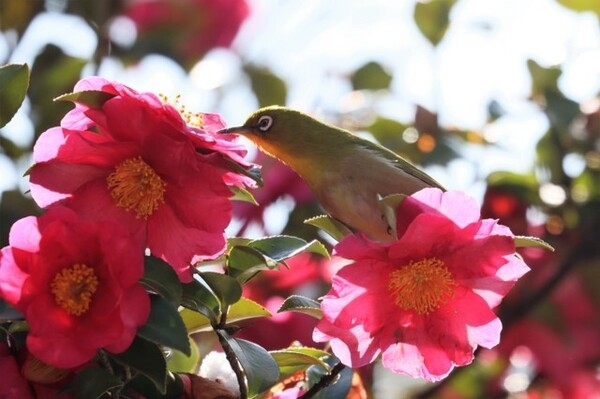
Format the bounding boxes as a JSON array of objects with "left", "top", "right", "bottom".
[
  {"left": 388, "top": 258, "right": 456, "bottom": 315},
  {"left": 106, "top": 156, "right": 166, "bottom": 219},
  {"left": 51, "top": 263, "right": 99, "bottom": 317},
  {"left": 159, "top": 93, "right": 205, "bottom": 129}
]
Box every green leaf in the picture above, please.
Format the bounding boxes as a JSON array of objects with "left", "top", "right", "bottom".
[
  {"left": 54, "top": 89, "right": 115, "bottom": 109},
  {"left": 244, "top": 65, "right": 287, "bottom": 107},
  {"left": 0, "top": 63, "right": 29, "bottom": 129},
  {"left": 230, "top": 186, "right": 259, "bottom": 205},
  {"left": 138, "top": 296, "right": 191, "bottom": 356},
  {"left": 198, "top": 272, "right": 243, "bottom": 309},
  {"left": 109, "top": 336, "right": 167, "bottom": 394},
  {"left": 226, "top": 335, "right": 279, "bottom": 397},
  {"left": 304, "top": 215, "right": 353, "bottom": 242},
  {"left": 414, "top": 0, "right": 457, "bottom": 46},
  {"left": 351, "top": 61, "right": 392, "bottom": 91},
  {"left": 0, "top": 300, "right": 24, "bottom": 321},
  {"left": 249, "top": 235, "right": 329, "bottom": 262},
  {"left": 227, "top": 245, "right": 272, "bottom": 283},
  {"left": 167, "top": 336, "right": 200, "bottom": 373},
  {"left": 527, "top": 59, "right": 561, "bottom": 96},
  {"left": 126, "top": 372, "right": 184, "bottom": 399},
  {"left": 67, "top": 367, "right": 123, "bottom": 399},
  {"left": 228, "top": 236, "right": 329, "bottom": 284},
  {"left": 515, "top": 236, "right": 555, "bottom": 252},
  {"left": 181, "top": 278, "right": 221, "bottom": 325},
  {"left": 271, "top": 347, "right": 330, "bottom": 378},
  {"left": 278, "top": 295, "right": 322, "bottom": 319},
  {"left": 140, "top": 256, "right": 182, "bottom": 305},
  {"left": 555, "top": 0, "right": 600, "bottom": 17},
  {"left": 306, "top": 357, "right": 352, "bottom": 399},
  {"left": 181, "top": 297, "right": 271, "bottom": 333}
]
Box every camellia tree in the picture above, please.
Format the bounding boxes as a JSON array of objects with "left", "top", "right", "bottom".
[{"left": 0, "top": 1, "right": 599, "bottom": 399}]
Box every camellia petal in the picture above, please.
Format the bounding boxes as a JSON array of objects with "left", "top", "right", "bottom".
[
  {"left": 0, "top": 207, "right": 150, "bottom": 369},
  {"left": 28, "top": 77, "right": 254, "bottom": 280},
  {"left": 314, "top": 188, "right": 530, "bottom": 381}
]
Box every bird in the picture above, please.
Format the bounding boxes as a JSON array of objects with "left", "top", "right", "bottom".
[{"left": 218, "top": 106, "right": 445, "bottom": 242}]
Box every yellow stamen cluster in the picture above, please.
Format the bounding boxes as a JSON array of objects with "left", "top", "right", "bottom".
[
  {"left": 51, "top": 264, "right": 99, "bottom": 317},
  {"left": 388, "top": 258, "right": 456, "bottom": 315},
  {"left": 159, "top": 93, "right": 204, "bottom": 129},
  {"left": 106, "top": 156, "right": 166, "bottom": 219}
]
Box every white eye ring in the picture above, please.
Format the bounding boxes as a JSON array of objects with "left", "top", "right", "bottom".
[{"left": 257, "top": 115, "right": 273, "bottom": 132}]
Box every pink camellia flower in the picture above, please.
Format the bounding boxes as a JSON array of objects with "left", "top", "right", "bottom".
[
  {"left": 0, "top": 207, "right": 150, "bottom": 369},
  {"left": 313, "top": 188, "right": 530, "bottom": 381},
  {"left": 29, "top": 77, "right": 254, "bottom": 282}
]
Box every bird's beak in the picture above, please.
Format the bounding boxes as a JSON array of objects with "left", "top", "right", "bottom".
[{"left": 217, "top": 126, "right": 253, "bottom": 135}]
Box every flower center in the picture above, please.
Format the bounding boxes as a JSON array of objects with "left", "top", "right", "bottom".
[
  {"left": 388, "top": 257, "right": 455, "bottom": 315},
  {"left": 106, "top": 156, "right": 166, "bottom": 219},
  {"left": 51, "top": 263, "right": 99, "bottom": 317}
]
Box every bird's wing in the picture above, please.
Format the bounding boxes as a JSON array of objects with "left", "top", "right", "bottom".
[{"left": 353, "top": 136, "right": 445, "bottom": 190}]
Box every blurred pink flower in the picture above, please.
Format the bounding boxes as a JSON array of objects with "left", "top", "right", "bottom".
[
  {"left": 496, "top": 275, "right": 600, "bottom": 398},
  {"left": 234, "top": 152, "right": 313, "bottom": 235},
  {"left": 29, "top": 77, "right": 253, "bottom": 281},
  {"left": 314, "top": 188, "right": 530, "bottom": 381},
  {"left": 125, "top": 0, "right": 250, "bottom": 61},
  {"left": 0, "top": 207, "right": 150, "bottom": 369}
]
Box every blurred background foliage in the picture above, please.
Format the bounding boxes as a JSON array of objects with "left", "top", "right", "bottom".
[{"left": 1, "top": 0, "right": 600, "bottom": 397}]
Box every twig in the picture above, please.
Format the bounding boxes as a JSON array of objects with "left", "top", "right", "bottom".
[
  {"left": 215, "top": 328, "right": 248, "bottom": 399},
  {"left": 299, "top": 362, "right": 346, "bottom": 399}
]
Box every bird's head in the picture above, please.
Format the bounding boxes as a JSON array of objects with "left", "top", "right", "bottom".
[{"left": 218, "top": 106, "right": 333, "bottom": 164}]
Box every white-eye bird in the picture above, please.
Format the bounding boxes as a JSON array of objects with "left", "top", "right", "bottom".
[{"left": 219, "top": 106, "right": 445, "bottom": 242}]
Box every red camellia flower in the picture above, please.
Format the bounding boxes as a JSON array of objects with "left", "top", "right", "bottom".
[
  {"left": 313, "top": 188, "right": 530, "bottom": 381},
  {"left": 125, "top": 0, "right": 250, "bottom": 62},
  {"left": 0, "top": 207, "right": 150, "bottom": 369},
  {"left": 29, "top": 77, "right": 253, "bottom": 282}
]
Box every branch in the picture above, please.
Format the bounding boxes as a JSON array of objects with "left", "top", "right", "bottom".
[
  {"left": 299, "top": 362, "right": 346, "bottom": 399},
  {"left": 215, "top": 328, "right": 248, "bottom": 399}
]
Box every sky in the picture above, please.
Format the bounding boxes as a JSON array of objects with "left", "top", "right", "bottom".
[{"left": 1, "top": 0, "right": 600, "bottom": 200}]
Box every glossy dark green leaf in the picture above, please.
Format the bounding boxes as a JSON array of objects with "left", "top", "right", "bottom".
[
  {"left": 414, "top": 0, "right": 457, "bottom": 46},
  {"left": 67, "top": 367, "right": 123, "bottom": 399},
  {"left": 198, "top": 272, "right": 243, "bottom": 309},
  {"left": 109, "top": 336, "right": 167, "bottom": 394},
  {"left": 351, "top": 61, "right": 392, "bottom": 91},
  {"left": 227, "top": 245, "right": 272, "bottom": 284},
  {"left": 244, "top": 65, "right": 287, "bottom": 107},
  {"left": 306, "top": 357, "right": 352, "bottom": 399},
  {"left": 126, "top": 372, "right": 184, "bottom": 399},
  {"left": 226, "top": 334, "right": 279, "bottom": 397},
  {"left": 138, "top": 296, "right": 191, "bottom": 356},
  {"left": 140, "top": 256, "right": 182, "bottom": 305},
  {"left": 304, "top": 215, "right": 353, "bottom": 242},
  {"left": 278, "top": 295, "right": 323, "bottom": 319},
  {"left": 181, "top": 297, "right": 271, "bottom": 333},
  {"left": 0, "top": 63, "right": 29, "bottom": 129},
  {"left": 249, "top": 235, "right": 329, "bottom": 262},
  {"left": 166, "top": 336, "right": 200, "bottom": 373},
  {"left": 0, "top": 299, "right": 24, "bottom": 321},
  {"left": 271, "top": 347, "right": 330, "bottom": 377},
  {"left": 181, "top": 278, "right": 221, "bottom": 325},
  {"left": 54, "top": 89, "right": 115, "bottom": 109}
]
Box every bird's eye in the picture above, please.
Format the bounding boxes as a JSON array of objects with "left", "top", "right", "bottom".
[{"left": 257, "top": 115, "right": 273, "bottom": 132}]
